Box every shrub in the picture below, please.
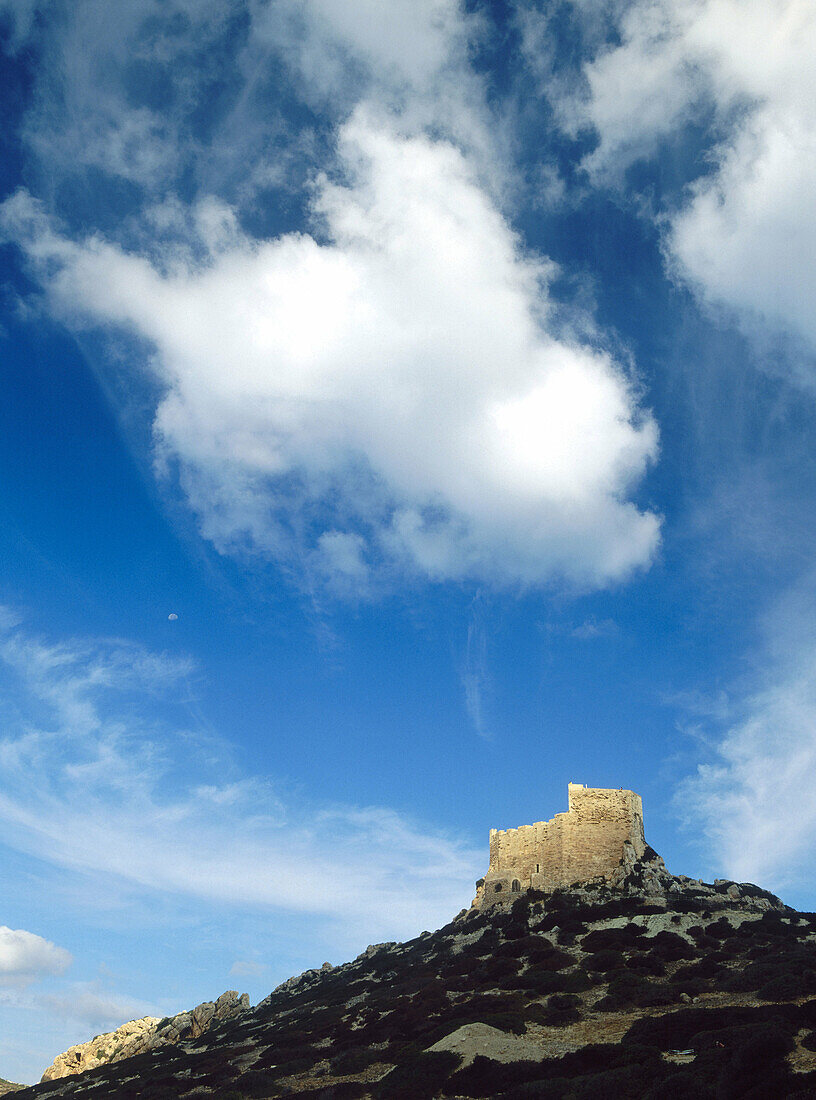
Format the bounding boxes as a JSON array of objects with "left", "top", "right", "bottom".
[
  {"left": 673, "top": 957, "right": 723, "bottom": 981},
  {"left": 757, "top": 973, "right": 815, "bottom": 1001},
  {"left": 580, "top": 925, "right": 646, "bottom": 952},
  {"left": 329, "top": 1047, "right": 378, "bottom": 1075},
  {"left": 443, "top": 1048, "right": 662, "bottom": 1099},
  {"left": 625, "top": 953, "right": 666, "bottom": 976},
  {"left": 441, "top": 1053, "right": 547, "bottom": 1097},
  {"left": 525, "top": 993, "right": 582, "bottom": 1027},
  {"left": 294, "top": 1085, "right": 369, "bottom": 1099},
  {"left": 701, "top": 1022, "right": 794, "bottom": 1099},
  {"left": 595, "top": 971, "right": 649, "bottom": 1007},
  {"left": 706, "top": 917, "right": 737, "bottom": 940},
  {"left": 509, "top": 968, "right": 591, "bottom": 995},
  {"left": 623, "top": 1004, "right": 800, "bottom": 1051},
  {"left": 460, "top": 931, "right": 500, "bottom": 958},
  {"left": 642, "top": 932, "right": 696, "bottom": 962},
  {"left": 476, "top": 955, "right": 524, "bottom": 983},
  {"left": 582, "top": 948, "right": 625, "bottom": 972},
  {"left": 642, "top": 1070, "right": 717, "bottom": 1099},
  {"left": 234, "top": 1069, "right": 281, "bottom": 1098},
  {"left": 376, "top": 1050, "right": 461, "bottom": 1099},
  {"left": 497, "top": 938, "right": 571, "bottom": 969}
]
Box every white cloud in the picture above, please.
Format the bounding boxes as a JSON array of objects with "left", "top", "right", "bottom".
[
  {"left": 0, "top": 613, "right": 480, "bottom": 944},
  {"left": 570, "top": 617, "right": 617, "bottom": 639},
  {"left": 252, "top": 0, "right": 499, "bottom": 183},
  {"left": 562, "top": 0, "right": 816, "bottom": 358},
  {"left": 1, "top": 0, "right": 216, "bottom": 190},
  {"left": 38, "top": 986, "right": 155, "bottom": 1033},
  {"left": 229, "top": 959, "right": 267, "bottom": 978},
  {"left": 0, "top": 1, "right": 662, "bottom": 595},
  {"left": 5, "top": 0, "right": 496, "bottom": 211},
  {"left": 1, "top": 108, "right": 659, "bottom": 592},
  {"left": 678, "top": 581, "right": 816, "bottom": 891},
  {"left": 0, "top": 928, "right": 71, "bottom": 985}
]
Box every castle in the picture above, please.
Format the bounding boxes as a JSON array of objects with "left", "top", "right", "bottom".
[{"left": 472, "top": 783, "right": 646, "bottom": 908}]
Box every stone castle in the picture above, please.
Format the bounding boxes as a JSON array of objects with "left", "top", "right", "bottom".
[{"left": 473, "top": 783, "right": 646, "bottom": 908}]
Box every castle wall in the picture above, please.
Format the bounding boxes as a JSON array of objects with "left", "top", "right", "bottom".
[{"left": 475, "top": 784, "right": 646, "bottom": 907}]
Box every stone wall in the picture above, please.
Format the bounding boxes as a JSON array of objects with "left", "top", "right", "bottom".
[{"left": 473, "top": 784, "right": 646, "bottom": 908}]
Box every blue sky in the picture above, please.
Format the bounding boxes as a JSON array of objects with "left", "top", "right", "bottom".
[{"left": 1, "top": 0, "right": 816, "bottom": 1083}]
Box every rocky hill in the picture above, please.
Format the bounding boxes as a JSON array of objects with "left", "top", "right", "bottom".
[
  {"left": 9, "top": 845, "right": 816, "bottom": 1098},
  {"left": 39, "top": 990, "right": 250, "bottom": 1081},
  {"left": 0, "top": 1080, "right": 24, "bottom": 1095}
]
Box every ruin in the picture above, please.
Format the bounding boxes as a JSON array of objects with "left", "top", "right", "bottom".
[{"left": 472, "top": 783, "right": 646, "bottom": 908}]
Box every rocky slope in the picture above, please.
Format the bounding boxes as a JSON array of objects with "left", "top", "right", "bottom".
[
  {"left": 40, "top": 990, "right": 249, "bottom": 1081},
  {"left": 0, "top": 1080, "right": 24, "bottom": 1095},
  {"left": 13, "top": 848, "right": 816, "bottom": 1098}
]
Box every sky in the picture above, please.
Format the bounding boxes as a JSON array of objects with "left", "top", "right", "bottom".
[{"left": 0, "top": 0, "right": 816, "bottom": 1083}]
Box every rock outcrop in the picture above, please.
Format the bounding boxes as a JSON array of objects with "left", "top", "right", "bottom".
[
  {"left": 20, "top": 860, "right": 809, "bottom": 1099},
  {"left": 40, "top": 990, "right": 249, "bottom": 1081},
  {"left": 17, "top": 795, "right": 814, "bottom": 1099},
  {"left": 0, "top": 1079, "right": 24, "bottom": 1095}
]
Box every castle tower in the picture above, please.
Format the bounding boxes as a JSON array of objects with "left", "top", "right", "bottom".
[{"left": 473, "top": 783, "right": 646, "bottom": 908}]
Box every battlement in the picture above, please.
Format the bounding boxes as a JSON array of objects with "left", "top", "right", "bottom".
[{"left": 473, "top": 784, "right": 646, "bottom": 908}]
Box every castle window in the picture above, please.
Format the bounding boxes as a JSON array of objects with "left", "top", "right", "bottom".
[
  {"left": 536, "top": 864, "right": 540, "bottom": 873},
  {"left": 494, "top": 883, "right": 502, "bottom": 892},
  {"left": 511, "top": 879, "right": 521, "bottom": 892}
]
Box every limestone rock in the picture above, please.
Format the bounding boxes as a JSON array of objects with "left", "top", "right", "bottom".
[
  {"left": 40, "top": 990, "right": 249, "bottom": 1082},
  {"left": 426, "top": 1023, "right": 545, "bottom": 1068},
  {"left": 41, "top": 1017, "right": 161, "bottom": 1081}
]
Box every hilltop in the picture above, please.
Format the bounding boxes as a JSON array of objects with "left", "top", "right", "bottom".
[
  {"left": 9, "top": 847, "right": 816, "bottom": 1099},
  {"left": 8, "top": 787, "right": 816, "bottom": 1099}
]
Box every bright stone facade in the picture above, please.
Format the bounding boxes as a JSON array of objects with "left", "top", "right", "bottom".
[{"left": 473, "top": 783, "right": 646, "bottom": 908}]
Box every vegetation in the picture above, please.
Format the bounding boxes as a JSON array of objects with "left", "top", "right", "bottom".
[{"left": 13, "top": 879, "right": 816, "bottom": 1100}]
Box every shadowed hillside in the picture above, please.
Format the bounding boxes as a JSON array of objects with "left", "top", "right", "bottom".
[{"left": 9, "top": 846, "right": 816, "bottom": 1099}]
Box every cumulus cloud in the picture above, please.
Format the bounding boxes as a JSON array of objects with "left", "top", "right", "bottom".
[
  {"left": 560, "top": 0, "right": 816, "bottom": 359},
  {"left": 1, "top": 108, "right": 659, "bottom": 591},
  {"left": 678, "top": 582, "right": 816, "bottom": 892},
  {"left": 0, "top": 612, "right": 480, "bottom": 943},
  {"left": 0, "top": 927, "right": 72, "bottom": 985},
  {"left": 0, "top": 0, "right": 661, "bottom": 595}
]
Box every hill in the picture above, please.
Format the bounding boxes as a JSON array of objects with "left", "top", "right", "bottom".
[{"left": 8, "top": 845, "right": 816, "bottom": 1099}]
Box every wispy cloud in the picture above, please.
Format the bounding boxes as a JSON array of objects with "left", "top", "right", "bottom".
[
  {"left": 461, "top": 592, "right": 490, "bottom": 739},
  {"left": 553, "top": 0, "right": 816, "bottom": 372},
  {"left": 569, "top": 617, "right": 617, "bottom": 640},
  {"left": 37, "top": 985, "right": 157, "bottom": 1034},
  {"left": 229, "top": 960, "right": 267, "bottom": 979},
  {"left": 678, "top": 576, "right": 816, "bottom": 893},
  {"left": 0, "top": 611, "right": 480, "bottom": 943}
]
